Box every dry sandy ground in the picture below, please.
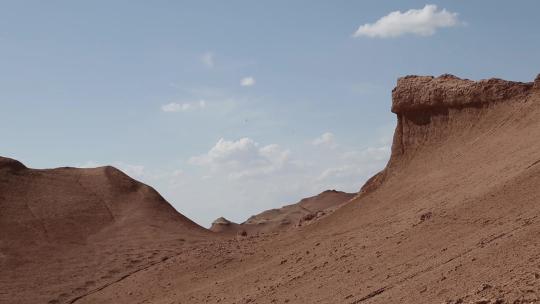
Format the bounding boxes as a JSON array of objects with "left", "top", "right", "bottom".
[{"left": 2, "top": 74, "right": 540, "bottom": 304}]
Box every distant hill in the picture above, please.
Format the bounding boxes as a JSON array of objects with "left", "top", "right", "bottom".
[{"left": 210, "top": 190, "right": 355, "bottom": 235}]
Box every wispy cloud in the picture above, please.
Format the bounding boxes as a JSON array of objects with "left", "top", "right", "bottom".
[
  {"left": 201, "top": 51, "right": 214, "bottom": 68},
  {"left": 161, "top": 100, "right": 207, "bottom": 113},
  {"left": 240, "top": 76, "right": 256, "bottom": 87},
  {"left": 353, "top": 4, "right": 461, "bottom": 38},
  {"left": 312, "top": 132, "right": 336, "bottom": 148},
  {"left": 316, "top": 145, "right": 390, "bottom": 183}
]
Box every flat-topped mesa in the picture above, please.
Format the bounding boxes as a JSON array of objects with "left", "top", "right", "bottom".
[
  {"left": 391, "top": 74, "right": 534, "bottom": 114},
  {"left": 359, "top": 73, "right": 540, "bottom": 196}
]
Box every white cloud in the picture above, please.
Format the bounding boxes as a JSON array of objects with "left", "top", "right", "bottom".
[
  {"left": 353, "top": 4, "right": 460, "bottom": 38},
  {"left": 312, "top": 132, "right": 336, "bottom": 147},
  {"left": 317, "top": 165, "right": 354, "bottom": 181},
  {"left": 201, "top": 51, "right": 214, "bottom": 68},
  {"left": 161, "top": 100, "right": 207, "bottom": 113},
  {"left": 189, "top": 137, "right": 290, "bottom": 180},
  {"left": 240, "top": 76, "right": 256, "bottom": 87},
  {"left": 138, "top": 128, "right": 394, "bottom": 227}
]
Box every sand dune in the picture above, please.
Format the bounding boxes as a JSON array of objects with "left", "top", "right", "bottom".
[{"left": 3, "top": 73, "right": 540, "bottom": 303}]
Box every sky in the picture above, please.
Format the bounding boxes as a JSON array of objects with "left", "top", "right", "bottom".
[{"left": 1, "top": 1, "right": 539, "bottom": 227}]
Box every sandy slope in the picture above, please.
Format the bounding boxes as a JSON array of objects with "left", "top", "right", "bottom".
[
  {"left": 3, "top": 73, "right": 540, "bottom": 304},
  {"left": 72, "top": 74, "right": 540, "bottom": 304}
]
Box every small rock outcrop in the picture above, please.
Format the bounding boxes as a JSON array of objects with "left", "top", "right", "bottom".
[{"left": 212, "top": 217, "right": 232, "bottom": 225}]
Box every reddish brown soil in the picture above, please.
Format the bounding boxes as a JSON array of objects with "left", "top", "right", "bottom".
[
  {"left": 0, "top": 160, "right": 210, "bottom": 304},
  {"left": 3, "top": 73, "right": 540, "bottom": 304}
]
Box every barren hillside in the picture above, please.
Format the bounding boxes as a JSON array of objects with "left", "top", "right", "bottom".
[
  {"left": 3, "top": 73, "right": 540, "bottom": 304},
  {"left": 0, "top": 158, "right": 210, "bottom": 304}
]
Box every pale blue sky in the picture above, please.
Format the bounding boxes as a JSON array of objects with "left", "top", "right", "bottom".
[{"left": 1, "top": 1, "right": 539, "bottom": 226}]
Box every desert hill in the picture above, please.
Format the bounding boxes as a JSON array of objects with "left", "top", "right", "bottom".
[
  {"left": 0, "top": 157, "right": 206, "bottom": 246},
  {"left": 210, "top": 190, "right": 355, "bottom": 234},
  {"left": 0, "top": 157, "right": 210, "bottom": 304},
  {"left": 4, "top": 73, "right": 540, "bottom": 304}
]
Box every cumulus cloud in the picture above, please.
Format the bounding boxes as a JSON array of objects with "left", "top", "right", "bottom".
[
  {"left": 189, "top": 137, "right": 290, "bottom": 179},
  {"left": 240, "top": 77, "right": 256, "bottom": 87},
  {"left": 189, "top": 132, "right": 391, "bottom": 187},
  {"left": 353, "top": 4, "right": 460, "bottom": 38},
  {"left": 161, "top": 100, "right": 207, "bottom": 112},
  {"left": 312, "top": 132, "right": 336, "bottom": 147},
  {"left": 138, "top": 130, "right": 394, "bottom": 226},
  {"left": 201, "top": 51, "right": 214, "bottom": 68}
]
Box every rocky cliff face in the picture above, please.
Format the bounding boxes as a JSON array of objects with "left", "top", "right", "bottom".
[
  {"left": 361, "top": 74, "right": 540, "bottom": 194},
  {"left": 391, "top": 74, "right": 538, "bottom": 160},
  {"left": 391, "top": 74, "right": 533, "bottom": 114}
]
